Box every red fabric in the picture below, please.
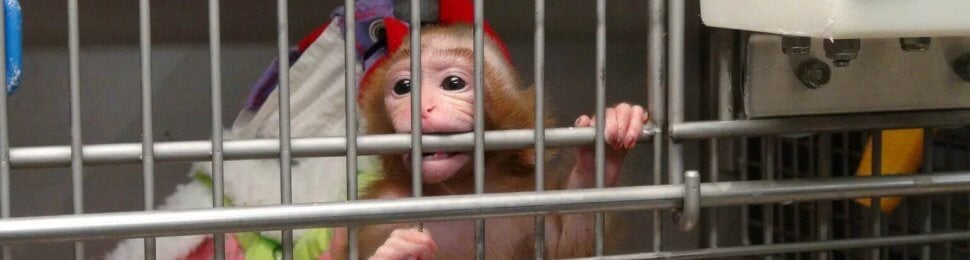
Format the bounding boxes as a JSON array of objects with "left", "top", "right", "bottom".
[
  {"left": 357, "top": 0, "right": 515, "bottom": 100},
  {"left": 437, "top": 0, "right": 512, "bottom": 61},
  {"left": 297, "top": 21, "right": 332, "bottom": 52},
  {"left": 383, "top": 17, "right": 410, "bottom": 54},
  {"left": 184, "top": 235, "right": 245, "bottom": 260}
]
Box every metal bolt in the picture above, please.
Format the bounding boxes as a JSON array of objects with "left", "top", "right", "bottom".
[
  {"left": 823, "top": 39, "right": 861, "bottom": 67},
  {"left": 899, "top": 37, "right": 931, "bottom": 52},
  {"left": 954, "top": 54, "right": 970, "bottom": 82},
  {"left": 782, "top": 36, "right": 811, "bottom": 55},
  {"left": 797, "top": 59, "right": 831, "bottom": 89}
]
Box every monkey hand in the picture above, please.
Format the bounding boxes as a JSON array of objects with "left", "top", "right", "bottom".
[
  {"left": 568, "top": 103, "right": 648, "bottom": 189},
  {"left": 370, "top": 228, "right": 438, "bottom": 260}
]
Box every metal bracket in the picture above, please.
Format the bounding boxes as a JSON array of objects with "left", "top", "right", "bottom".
[
  {"left": 743, "top": 34, "right": 970, "bottom": 118},
  {"left": 673, "top": 170, "right": 700, "bottom": 231}
]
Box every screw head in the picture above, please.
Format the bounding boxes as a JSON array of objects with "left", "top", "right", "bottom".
[
  {"left": 798, "top": 59, "right": 831, "bottom": 89},
  {"left": 824, "top": 39, "right": 861, "bottom": 67},
  {"left": 900, "top": 37, "right": 931, "bottom": 52},
  {"left": 782, "top": 36, "right": 812, "bottom": 55}
]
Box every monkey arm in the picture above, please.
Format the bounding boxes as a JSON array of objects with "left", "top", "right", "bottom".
[
  {"left": 549, "top": 103, "right": 649, "bottom": 257},
  {"left": 545, "top": 213, "right": 596, "bottom": 258},
  {"left": 566, "top": 103, "right": 648, "bottom": 189},
  {"left": 325, "top": 223, "right": 424, "bottom": 260}
]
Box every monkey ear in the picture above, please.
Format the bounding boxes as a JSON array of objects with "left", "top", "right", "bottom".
[{"left": 383, "top": 17, "right": 409, "bottom": 54}]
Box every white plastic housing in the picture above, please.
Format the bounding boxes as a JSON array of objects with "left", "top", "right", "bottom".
[{"left": 700, "top": 0, "right": 970, "bottom": 39}]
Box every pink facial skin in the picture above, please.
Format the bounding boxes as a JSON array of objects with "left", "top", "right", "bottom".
[{"left": 384, "top": 48, "right": 476, "bottom": 184}]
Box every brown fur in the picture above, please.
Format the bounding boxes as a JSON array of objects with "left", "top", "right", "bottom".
[
  {"left": 358, "top": 25, "right": 558, "bottom": 194},
  {"left": 344, "top": 24, "right": 595, "bottom": 259}
]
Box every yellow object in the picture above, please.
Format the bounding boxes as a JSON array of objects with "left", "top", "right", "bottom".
[{"left": 854, "top": 128, "right": 924, "bottom": 213}]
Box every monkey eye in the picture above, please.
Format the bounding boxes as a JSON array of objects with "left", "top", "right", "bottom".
[
  {"left": 441, "top": 76, "right": 467, "bottom": 91},
  {"left": 393, "top": 79, "right": 411, "bottom": 96}
]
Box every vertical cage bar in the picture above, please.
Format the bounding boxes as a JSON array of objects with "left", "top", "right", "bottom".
[
  {"left": 533, "top": 0, "right": 546, "bottom": 258},
  {"left": 793, "top": 139, "right": 801, "bottom": 251},
  {"left": 594, "top": 0, "right": 607, "bottom": 256},
  {"left": 922, "top": 128, "right": 934, "bottom": 260},
  {"left": 667, "top": 0, "right": 685, "bottom": 186},
  {"left": 773, "top": 137, "right": 788, "bottom": 246},
  {"left": 870, "top": 131, "right": 882, "bottom": 260},
  {"left": 818, "top": 134, "right": 832, "bottom": 260},
  {"left": 707, "top": 28, "right": 733, "bottom": 249},
  {"left": 804, "top": 134, "right": 818, "bottom": 244},
  {"left": 67, "top": 0, "right": 85, "bottom": 258},
  {"left": 777, "top": 139, "right": 785, "bottom": 245},
  {"left": 276, "top": 0, "right": 294, "bottom": 258},
  {"left": 472, "top": 0, "right": 486, "bottom": 259},
  {"left": 646, "top": 0, "right": 666, "bottom": 252},
  {"left": 944, "top": 143, "right": 953, "bottom": 260},
  {"left": 0, "top": 3, "right": 9, "bottom": 258},
  {"left": 902, "top": 193, "right": 911, "bottom": 258},
  {"left": 740, "top": 138, "right": 750, "bottom": 246},
  {"left": 343, "top": 0, "right": 358, "bottom": 259},
  {"left": 139, "top": 0, "right": 156, "bottom": 258},
  {"left": 207, "top": 0, "right": 225, "bottom": 258},
  {"left": 841, "top": 133, "right": 851, "bottom": 257},
  {"left": 706, "top": 110, "right": 719, "bottom": 246},
  {"left": 408, "top": 0, "right": 423, "bottom": 226},
  {"left": 763, "top": 137, "right": 775, "bottom": 259}
]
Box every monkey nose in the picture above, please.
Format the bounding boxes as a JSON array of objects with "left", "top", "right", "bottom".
[{"left": 422, "top": 105, "right": 436, "bottom": 117}]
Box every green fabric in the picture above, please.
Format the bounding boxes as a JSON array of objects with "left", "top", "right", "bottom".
[
  {"left": 188, "top": 157, "right": 384, "bottom": 259},
  {"left": 294, "top": 229, "right": 333, "bottom": 260},
  {"left": 234, "top": 232, "right": 281, "bottom": 260},
  {"left": 192, "top": 170, "right": 233, "bottom": 206}
]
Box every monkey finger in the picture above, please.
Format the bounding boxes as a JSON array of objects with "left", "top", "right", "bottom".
[
  {"left": 574, "top": 115, "right": 592, "bottom": 127},
  {"left": 623, "top": 109, "right": 643, "bottom": 149},
  {"left": 399, "top": 230, "right": 438, "bottom": 252},
  {"left": 624, "top": 106, "right": 646, "bottom": 148},
  {"left": 390, "top": 239, "right": 434, "bottom": 260},
  {"left": 375, "top": 238, "right": 436, "bottom": 260},
  {"left": 635, "top": 105, "right": 650, "bottom": 123},
  {"left": 605, "top": 108, "right": 620, "bottom": 149},
  {"left": 614, "top": 104, "right": 632, "bottom": 147}
]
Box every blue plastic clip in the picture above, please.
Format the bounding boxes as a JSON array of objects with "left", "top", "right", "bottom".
[{"left": 4, "top": 0, "right": 21, "bottom": 95}]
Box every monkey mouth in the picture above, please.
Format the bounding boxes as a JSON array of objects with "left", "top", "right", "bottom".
[
  {"left": 421, "top": 152, "right": 462, "bottom": 161},
  {"left": 422, "top": 131, "right": 472, "bottom": 135}
]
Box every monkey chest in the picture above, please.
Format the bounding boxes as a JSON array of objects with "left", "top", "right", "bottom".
[{"left": 425, "top": 217, "right": 536, "bottom": 259}]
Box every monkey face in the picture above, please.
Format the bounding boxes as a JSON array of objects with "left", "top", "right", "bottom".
[{"left": 384, "top": 45, "right": 477, "bottom": 184}]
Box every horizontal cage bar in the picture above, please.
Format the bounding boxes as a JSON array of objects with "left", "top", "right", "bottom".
[
  {"left": 8, "top": 125, "right": 657, "bottom": 169},
  {"left": 10, "top": 107, "right": 970, "bottom": 170},
  {"left": 0, "top": 171, "right": 968, "bottom": 244},
  {"left": 671, "top": 109, "right": 970, "bottom": 139}
]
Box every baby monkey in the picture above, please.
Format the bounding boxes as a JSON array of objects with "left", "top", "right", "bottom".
[{"left": 327, "top": 23, "right": 648, "bottom": 259}]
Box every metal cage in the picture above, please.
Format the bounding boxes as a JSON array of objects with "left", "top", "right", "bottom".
[{"left": 0, "top": 0, "right": 969, "bottom": 259}]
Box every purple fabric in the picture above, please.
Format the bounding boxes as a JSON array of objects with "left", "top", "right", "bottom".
[
  {"left": 243, "top": 0, "right": 396, "bottom": 111},
  {"left": 244, "top": 48, "right": 301, "bottom": 111},
  {"left": 330, "top": 0, "right": 394, "bottom": 71}
]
